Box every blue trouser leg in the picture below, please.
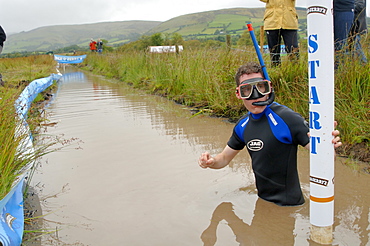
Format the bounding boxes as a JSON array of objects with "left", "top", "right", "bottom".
[
  {"left": 334, "top": 11, "right": 354, "bottom": 52},
  {"left": 354, "top": 34, "right": 368, "bottom": 63},
  {"left": 334, "top": 11, "right": 354, "bottom": 68}
]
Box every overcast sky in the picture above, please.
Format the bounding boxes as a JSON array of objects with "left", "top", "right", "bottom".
[{"left": 1, "top": 0, "right": 369, "bottom": 34}]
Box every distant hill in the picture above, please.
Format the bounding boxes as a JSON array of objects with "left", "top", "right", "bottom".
[
  {"left": 149, "top": 7, "right": 307, "bottom": 38},
  {"left": 3, "top": 7, "right": 309, "bottom": 54},
  {"left": 4, "top": 21, "right": 161, "bottom": 53}
]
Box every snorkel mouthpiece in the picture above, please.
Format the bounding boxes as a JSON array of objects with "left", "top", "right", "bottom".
[{"left": 252, "top": 89, "right": 275, "bottom": 106}]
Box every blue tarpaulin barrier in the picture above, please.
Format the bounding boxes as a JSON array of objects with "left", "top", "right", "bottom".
[
  {"left": 54, "top": 54, "right": 86, "bottom": 64},
  {"left": 61, "top": 72, "right": 86, "bottom": 83},
  {"left": 0, "top": 73, "right": 62, "bottom": 245},
  {"left": 0, "top": 177, "right": 25, "bottom": 246},
  {"left": 15, "top": 74, "right": 61, "bottom": 119}
]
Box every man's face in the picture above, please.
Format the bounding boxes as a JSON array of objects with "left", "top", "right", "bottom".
[{"left": 239, "top": 73, "right": 269, "bottom": 114}]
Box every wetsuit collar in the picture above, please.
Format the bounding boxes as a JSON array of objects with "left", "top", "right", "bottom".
[{"left": 250, "top": 104, "right": 271, "bottom": 119}]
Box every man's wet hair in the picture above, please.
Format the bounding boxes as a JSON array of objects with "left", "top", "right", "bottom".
[{"left": 234, "top": 62, "right": 263, "bottom": 86}]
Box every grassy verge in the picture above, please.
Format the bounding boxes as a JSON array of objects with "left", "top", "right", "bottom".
[
  {"left": 0, "top": 55, "right": 59, "bottom": 199},
  {"left": 0, "top": 55, "right": 75, "bottom": 242},
  {"left": 80, "top": 48, "right": 369, "bottom": 163}
]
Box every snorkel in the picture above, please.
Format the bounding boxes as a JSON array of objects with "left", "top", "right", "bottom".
[{"left": 246, "top": 23, "right": 275, "bottom": 106}]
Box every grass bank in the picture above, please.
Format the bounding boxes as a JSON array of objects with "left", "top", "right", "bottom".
[
  {"left": 0, "top": 55, "right": 59, "bottom": 199},
  {"left": 80, "top": 48, "right": 369, "bottom": 163},
  {"left": 1, "top": 55, "right": 83, "bottom": 242}
]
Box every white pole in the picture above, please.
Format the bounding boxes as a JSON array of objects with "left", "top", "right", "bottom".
[{"left": 307, "top": 1, "right": 335, "bottom": 244}]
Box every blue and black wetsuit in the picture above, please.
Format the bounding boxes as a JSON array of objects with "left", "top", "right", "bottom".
[{"left": 227, "top": 102, "right": 309, "bottom": 206}]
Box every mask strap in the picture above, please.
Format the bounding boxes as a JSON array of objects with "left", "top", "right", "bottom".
[{"left": 239, "top": 77, "right": 264, "bottom": 85}]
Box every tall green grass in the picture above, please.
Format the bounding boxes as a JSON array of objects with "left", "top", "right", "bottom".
[
  {"left": 334, "top": 55, "right": 370, "bottom": 145},
  {"left": 0, "top": 92, "right": 25, "bottom": 198},
  {"left": 82, "top": 47, "right": 369, "bottom": 160},
  {"left": 0, "top": 55, "right": 56, "bottom": 85},
  {"left": 0, "top": 97, "right": 58, "bottom": 199},
  {"left": 0, "top": 55, "right": 60, "bottom": 199},
  {"left": 82, "top": 48, "right": 311, "bottom": 118}
]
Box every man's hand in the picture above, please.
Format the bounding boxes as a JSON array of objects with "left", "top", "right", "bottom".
[
  {"left": 332, "top": 129, "right": 342, "bottom": 148},
  {"left": 199, "top": 152, "right": 215, "bottom": 168},
  {"left": 332, "top": 121, "right": 342, "bottom": 149}
]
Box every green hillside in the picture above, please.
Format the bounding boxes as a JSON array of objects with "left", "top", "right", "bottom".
[
  {"left": 3, "top": 7, "right": 309, "bottom": 54},
  {"left": 4, "top": 21, "right": 161, "bottom": 53},
  {"left": 150, "top": 8, "right": 266, "bottom": 35},
  {"left": 150, "top": 7, "right": 307, "bottom": 38}
]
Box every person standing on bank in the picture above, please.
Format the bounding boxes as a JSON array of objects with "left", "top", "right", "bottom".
[
  {"left": 333, "top": 0, "right": 354, "bottom": 67},
  {"left": 198, "top": 62, "right": 342, "bottom": 206},
  {"left": 260, "top": 0, "right": 300, "bottom": 67},
  {"left": 97, "top": 39, "right": 103, "bottom": 54},
  {"left": 89, "top": 38, "right": 97, "bottom": 52},
  {"left": 349, "top": 0, "right": 367, "bottom": 63}
]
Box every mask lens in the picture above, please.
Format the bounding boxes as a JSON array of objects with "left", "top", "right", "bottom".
[
  {"left": 256, "top": 81, "right": 270, "bottom": 94},
  {"left": 239, "top": 84, "right": 253, "bottom": 98},
  {"left": 238, "top": 80, "right": 271, "bottom": 99}
]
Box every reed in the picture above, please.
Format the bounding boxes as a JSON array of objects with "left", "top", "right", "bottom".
[
  {"left": 334, "top": 55, "right": 370, "bottom": 145},
  {"left": 82, "top": 46, "right": 369, "bottom": 158},
  {"left": 0, "top": 55, "right": 56, "bottom": 86},
  {"left": 0, "top": 92, "right": 23, "bottom": 198}
]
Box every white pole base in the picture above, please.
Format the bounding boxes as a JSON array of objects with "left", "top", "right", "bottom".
[{"left": 310, "top": 224, "right": 333, "bottom": 245}]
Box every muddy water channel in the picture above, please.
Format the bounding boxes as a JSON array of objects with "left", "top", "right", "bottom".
[{"left": 30, "top": 67, "right": 370, "bottom": 245}]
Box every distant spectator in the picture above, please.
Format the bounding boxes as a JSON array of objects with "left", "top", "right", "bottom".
[
  {"left": 97, "top": 39, "right": 103, "bottom": 54},
  {"left": 349, "top": 0, "right": 367, "bottom": 63},
  {"left": 260, "top": 0, "right": 300, "bottom": 67},
  {"left": 333, "top": 0, "right": 355, "bottom": 67},
  {"left": 0, "top": 26, "right": 6, "bottom": 54},
  {"left": 89, "top": 39, "right": 97, "bottom": 52}
]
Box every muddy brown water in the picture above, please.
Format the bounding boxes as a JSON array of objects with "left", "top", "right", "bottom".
[{"left": 28, "top": 67, "right": 370, "bottom": 245}]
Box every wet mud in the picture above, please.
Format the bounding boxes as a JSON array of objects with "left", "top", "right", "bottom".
[{"left": 25, "top": 67, "right": 370, "bottom": 245}]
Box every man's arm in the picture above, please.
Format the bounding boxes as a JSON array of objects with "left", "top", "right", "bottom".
[{"left": 199, "top": 145, "right": 240, "bottom": 169}]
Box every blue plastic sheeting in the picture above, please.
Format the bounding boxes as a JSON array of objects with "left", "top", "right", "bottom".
[
  {"left": 0, "top": 178, "right": 25, "bottom": 246},
  {"left": 0, "top": 73, "right": 62, "bottom": 245},
  {"left": 15, "top": 74, "right": 61, "bottom": 119},
  {"left": 54, "top": 54, "right": 87, "bottom": 64},
  {"left": 61, "top": 72, "right": 86, "bottom": 83}
]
